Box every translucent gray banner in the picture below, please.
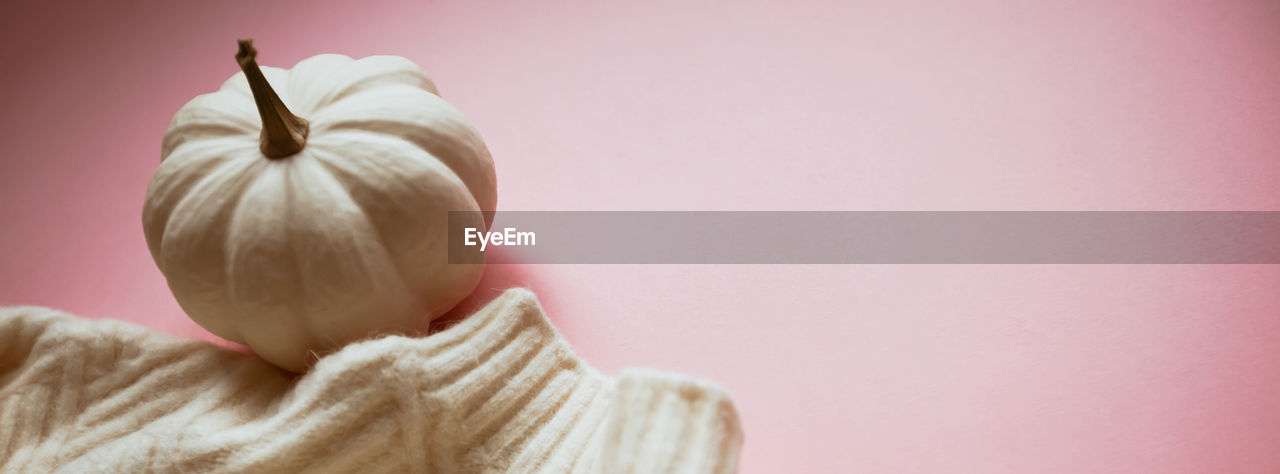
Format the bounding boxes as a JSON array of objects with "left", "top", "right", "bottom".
[{"left": 447, "top": 212, "right": 1280, "bottom": 264}]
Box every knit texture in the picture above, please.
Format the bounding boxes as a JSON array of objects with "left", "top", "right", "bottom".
[{"left": 0, "top": 288, "right": 742, "bottom": 473}]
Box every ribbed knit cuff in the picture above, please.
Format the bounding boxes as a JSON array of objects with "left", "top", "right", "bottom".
[{"left": 604, "top": 369, "right": 743, "bottom": 474}]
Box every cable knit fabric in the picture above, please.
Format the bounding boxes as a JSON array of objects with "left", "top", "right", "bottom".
[{"left": 0, "top": 288, "right": 742, "bottom": 473}]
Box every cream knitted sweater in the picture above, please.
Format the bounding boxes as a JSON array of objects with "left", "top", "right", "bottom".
[{"left": 0, "top": 289, "right": 742, "bottom": 473}]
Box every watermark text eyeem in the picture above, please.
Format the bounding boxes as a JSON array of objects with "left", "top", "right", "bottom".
[
  {"left": 450, "top": 211, "right": 1280, "bottom": 263},
  {"left": 464, "top": 227, "right": 536, "bottom": 251}
]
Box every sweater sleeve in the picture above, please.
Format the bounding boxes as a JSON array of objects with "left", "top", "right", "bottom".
[{"left": 0, "top": 289, "right": 742, "bottom": 473}]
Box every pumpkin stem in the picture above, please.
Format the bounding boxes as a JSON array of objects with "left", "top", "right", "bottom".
[{"left": 236, "top": 39, "right": 309, "bottom": 159}]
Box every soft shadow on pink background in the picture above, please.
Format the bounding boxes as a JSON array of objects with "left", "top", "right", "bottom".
[{"left": 2, "top": 0, "right": 1279, "bottom": 471}]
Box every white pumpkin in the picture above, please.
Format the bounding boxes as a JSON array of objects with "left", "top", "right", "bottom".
[{"left": 143, "top": 39, "right": 496, "bottom": 372}]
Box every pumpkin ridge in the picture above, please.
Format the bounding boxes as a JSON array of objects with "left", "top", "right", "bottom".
[
  {"left": 305, "top": 140, "right": 484, "bottom": 335},
  {"left": 300, "top": 150, "right": 424, "bottom": 329},
  {"left": 241, "top": 156, "right": 423, "bottom": 370},
  {"left": 145, "top": 139, "right": 256, "bottom": 257},
  {"left": 152, "top": 150, "right": 260, "bottom": 259},
  {"left": 283, "top": 53, "right": 356, "bottom": 114},
  {"left": 219, "top": 162, "right": 317, "bottom": 363},
  {"left": 305, "top": 84, "right": 493, "bottom": 218},
  {"left": 302, "top": 82, "right": 431, "bottom": 112},
  {"left": 305, "top": 84, "right": 444, "bottom": 129},
  {"left": 158, "top": 135, "right": 258, "bottom": 171},
  {"left": 314, "top": 123, "right": 494, "bottom": 217},
  {"left": 278, "top": 162, "right": 320, "bottom": 365},
  {"left": 301, "top": 57, "right": 438, "bottom": 112},
  {"left": 161, "top": 124, "right": 253, "bottom": 160},
  {"left": 161, "top": 96, "right": 261, "bottom": 159},
  {"left": 308, "top": 130, "right": 481, "bottom": 214},
  {"left": 159, "top": 156, "right": 265, "bottom": 344}
]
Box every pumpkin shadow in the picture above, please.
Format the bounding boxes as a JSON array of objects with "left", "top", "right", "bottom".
[{"left": 428, "top": 247, "right": 552, "bottom": 334}]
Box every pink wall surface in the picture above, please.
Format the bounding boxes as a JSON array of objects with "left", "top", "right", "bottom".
[{"left": 3, "top": 0, "right": 1279, "bottom": 471}]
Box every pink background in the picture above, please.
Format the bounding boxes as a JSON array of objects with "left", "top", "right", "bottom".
[{"left": 3, "top": 0, "right": 1279, "bottom": 471}]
